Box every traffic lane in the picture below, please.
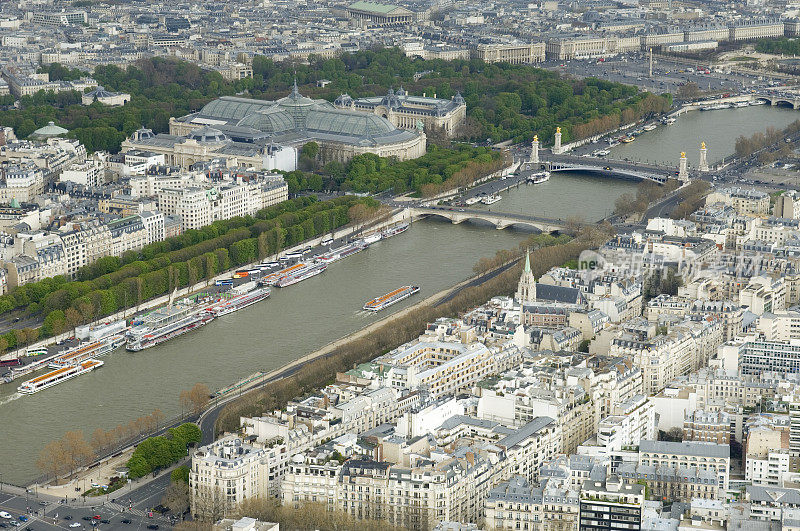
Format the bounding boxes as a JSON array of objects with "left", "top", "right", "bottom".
[{"left": 125, "top": 476, "right": 171, "bottom": 511}]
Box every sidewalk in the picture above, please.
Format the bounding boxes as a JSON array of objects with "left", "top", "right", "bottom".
[{"left": 38, "top": 447, "right": 135, "bottom": 501}]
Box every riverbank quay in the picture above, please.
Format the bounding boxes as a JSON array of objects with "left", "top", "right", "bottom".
[{"left": 0, "top": 207, "right": 408, "bottom": 364}]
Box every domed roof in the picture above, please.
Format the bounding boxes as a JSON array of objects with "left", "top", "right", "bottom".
[
  {"left": 187, "top": 126, "right": 228, "bottom": 143},
  {"left": 334, "top": 93, "right": 353, "bottom": 106},
  {"left": 306, "top": 108, "right": 395, "bottom": 138},
  {"left": 237, "top": 108, "right": 296, "bottom": 133},
  {"left": 277, "top": 80, "right": 317, "bottom": 108},
  {"left": 133, "top": 126, "right": 154, "bottom": 141},
  {"left": 380, "top": 88, "right": 401, "bottom": 109},
  {"left": 31, "top": 121, "right": 68, "bottom": 138}
]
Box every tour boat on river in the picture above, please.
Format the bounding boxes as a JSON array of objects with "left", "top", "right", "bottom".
[
  {"left": 275, "top": 263, "right": 327, "bottom": 287},
  {"left": 528, "top": 171, "right": 550, "bottom": 184},
  {"left": 126, "top": 298, "right": 214, "bottom": 352},
  {"left": 363, "top": 286, "right": 420, "bottom": 311},
  {"left": 18, "top": 359, "right": 104, "bottom": 394}
]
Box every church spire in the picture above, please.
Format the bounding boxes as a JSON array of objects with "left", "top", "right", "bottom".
[{"left": 516, "top": 248, "right": 536, "bottom": 305}]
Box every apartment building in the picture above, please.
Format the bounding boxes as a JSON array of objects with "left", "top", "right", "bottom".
[
  {"left": 190, "top": 437, "right": 267, "bottom": 519},
  {"left": 638, "top": 440, "right": 730, "bottom": 492},
  {"left": 683, "top": 409, "right": 730, "bottom": 444},
  {"left": 484, "top": 475, "right": 580, "bottom": 531},
  {"left": 706, "top": 187, "right": 770, "bottom": 217},
  {"left": 579, "top": 478, "right": 644, "bottom": 531}
]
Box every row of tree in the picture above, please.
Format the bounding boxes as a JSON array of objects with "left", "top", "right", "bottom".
[
  {"left": 126, "top": 423, "right": 202, "bottom": 479},
  {"left": 670, "top": 181, "right": 711, "bottom": 220},
  {"left": 88, "top": 409, "right": 167, "bottom": 458},
  {"left": 734, "top": 120, "right": 800, "bottom": 159},
  {"left": 754, "top": 37, "right": 800, "bottom": 56},
  {"left": 0, "top": 196, "right": 379, "bottom": 350},
  {"left": 614, "top": 180, "right": 681, "bottom": 218}
]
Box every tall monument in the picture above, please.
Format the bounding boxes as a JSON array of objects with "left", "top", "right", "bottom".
[
  {"left": 553, "top": 127, "right": 562, "bottom": 154},
  {"left": 678, "top": 151, "right": 689, "bottom": 181},
  {"left": 698, "top": 141, "right": 709, "bottom": 172},
  {"left": 530, "top": 135, "right": 539, "bottom": 164}
]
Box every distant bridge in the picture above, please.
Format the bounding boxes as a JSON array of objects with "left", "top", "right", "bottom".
[
  {"left": 409, "top": 206, "right": 567, "bottom": 232},
  {"left": 752, "top": 93, "right": 800, "bottom": 110},
  {"left": 533, "top": 154, "right": 678, "bottom": 183},
  {"left": 691, "top": 92, "right": 800, "bottom": 110}
]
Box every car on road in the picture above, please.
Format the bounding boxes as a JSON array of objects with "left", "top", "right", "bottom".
[
  {"left": 100, "top": 520, "right": 109, "bottom": 524},
  {"left": 17, "top": 517, "right": 26, "bottom": 523},
  {"left": 120, "top": 519, "right": 131, "bottom": 525},
  {"left": 82, "top": 517, "right": 92, "bottom": 521},
  {"left": 69, "top": 523, "right": 81, "bottom": 528},
  {"left": 147, "top": 525, "right": 159, "bottom": 530},
  {"left": 0, "top": 513, "right": 11, "bottom": 520},
  {"left": 92, "top": 515, "right": 101, "bottom": 520},
  {"left": 62, "top": 516, "right": 72, "bottom": 521}
]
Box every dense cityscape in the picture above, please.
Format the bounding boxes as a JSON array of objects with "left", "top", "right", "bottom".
[{"left": 4, "top": 0, "right": 800, "bottom": 529}]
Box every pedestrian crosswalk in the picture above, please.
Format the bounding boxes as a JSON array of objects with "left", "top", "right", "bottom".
[{"left": 104, "top": 502, "right": 170, "bottom": 521}]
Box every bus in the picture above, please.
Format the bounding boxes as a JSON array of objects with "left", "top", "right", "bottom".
[
  {"left": 0, "top": 358, "right": 20, "bottom": 367},
  {"left": 215, "top": 279, "right": 234, "bottom": 286}
]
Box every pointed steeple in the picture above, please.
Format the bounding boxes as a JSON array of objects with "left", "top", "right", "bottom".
[
  {"left": 516, "top": 248, "right": 536, "bottom": 305},
  {"left": 291, "top": 77, "right": 300, "bottom": 98}
]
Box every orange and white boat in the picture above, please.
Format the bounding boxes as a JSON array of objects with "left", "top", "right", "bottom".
[
  {"left": 18, "top": 359, "right": 104, "bottom": 394},
  {"left": 363, "top": 286, "right": 420, "bottom": 312},
  {"left": 261, "top": 263, "right": 307, "bottom": 285}
]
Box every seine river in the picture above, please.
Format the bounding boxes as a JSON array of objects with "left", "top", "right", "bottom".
[{"left": 0, "top": 105, "right": 795, "bottom": 485}]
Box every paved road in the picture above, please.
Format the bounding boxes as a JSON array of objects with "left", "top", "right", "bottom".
[
  {"left": 0, "top": 488, "right": 172, "bottom": 531},
  {"left": 434, "top": 259, "right": 521, "bottom": 307}
]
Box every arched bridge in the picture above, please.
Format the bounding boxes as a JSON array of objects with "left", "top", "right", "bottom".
[
  {"left": 409, "top": 206, "right": 567, "bottom": 231},
  {"left": 752, "top": 93, "right": 800, "bottom": 109},
  {"left": 536, "top": 154, "right": 676, "bottom": 183}
]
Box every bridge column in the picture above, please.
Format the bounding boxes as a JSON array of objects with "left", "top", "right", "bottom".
[
  {"left": 530, "top": 135, "right": 539, "bottom": 165},
  {"left": 698, "top": 142, "right": 709, "bottom": 172},
  {"left": 552, "top": 127, "right": 563, "bottom": 155},
  {"left": 678, "top": 152, "right": 689, "bottom": 181}
]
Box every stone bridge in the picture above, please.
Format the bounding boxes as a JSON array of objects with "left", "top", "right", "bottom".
[
  {"left": 752, "top": 93, "right": 800, "bottom": 109},
  {"left": 409, "top": 207, "right": 567, "bottom": 231}
]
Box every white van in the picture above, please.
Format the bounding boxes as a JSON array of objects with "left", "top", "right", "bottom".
[{"left": 0, "top": 512, "right": 12, "bottom": 519}]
